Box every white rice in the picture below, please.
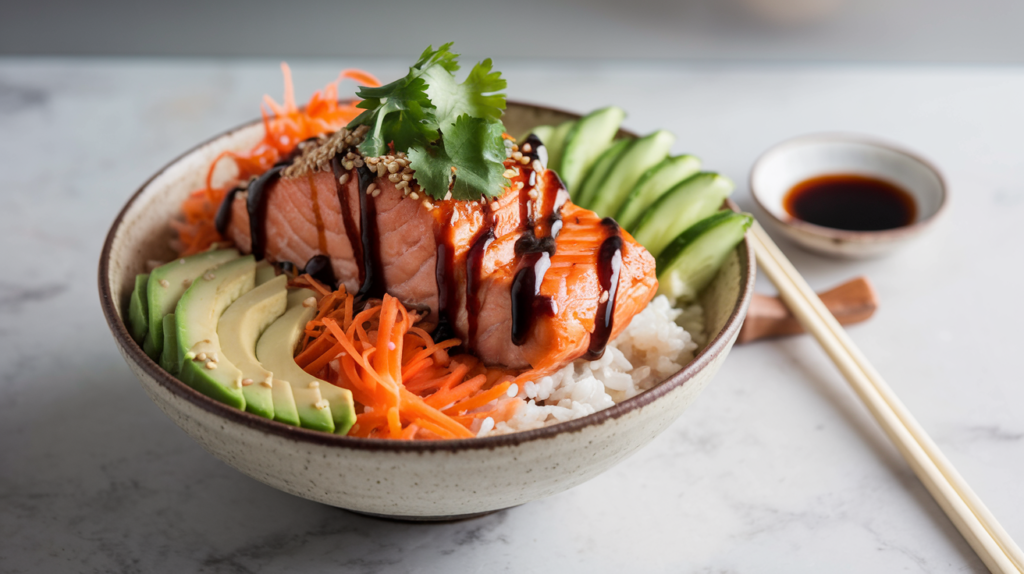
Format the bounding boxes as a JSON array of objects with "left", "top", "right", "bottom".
[{"left": 484, "top": 295, "right": 705, "bottom": 436}]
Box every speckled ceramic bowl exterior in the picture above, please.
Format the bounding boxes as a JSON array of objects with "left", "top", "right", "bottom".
[
  {"left": 750, "top": 133, "right": 948, "bottom": 258},
  {"left": 99, "top": 102, "right": 755, "bottom": 519}
]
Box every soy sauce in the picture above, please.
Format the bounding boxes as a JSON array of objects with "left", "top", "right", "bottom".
[{"left": 783, "top": 174, "right": 916, "bottom": 231}]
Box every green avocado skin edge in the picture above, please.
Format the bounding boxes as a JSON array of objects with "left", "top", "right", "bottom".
[{"left": 128, "top": 273, "right": 149, "bottom": 345}]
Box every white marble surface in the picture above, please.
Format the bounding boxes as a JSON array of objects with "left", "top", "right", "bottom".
[{"left": 1, "top": 58, "right": 1022, "bottom": 573}]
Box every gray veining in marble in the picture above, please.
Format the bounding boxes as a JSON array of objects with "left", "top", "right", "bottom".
[{"left": 1, "top": 58, "right": 1021, "bottom": 573}]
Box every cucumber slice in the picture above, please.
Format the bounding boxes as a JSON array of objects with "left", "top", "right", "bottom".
[
  {"left": 575, "top": 138, "right": 633, "bottom": 207},
  {"left": 128, "top": 273, "right": 149, "bottom": 345},
  {"left": 588, "top": 130, "right": 675, "bottom": 217},
  {"left": 521, "top": 125, "right": 555, "bottom": 147},
  {"left": 632, "top": 172, "right": 734, "bottom": 257},
  {"left": 559, "top": 106, "right": 625, "bottom": 195},
  {"left": 656, "top": 211, "right": 752, "bottom": 303},
  {"left": 617, "top": 155, "right": 701, "bottom": 232},
  {"left": 544, "top": 120, "right": 576, "bottom": 173}
]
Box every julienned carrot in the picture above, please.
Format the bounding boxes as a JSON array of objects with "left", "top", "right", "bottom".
[{"left": 294, "top": 285, "right": 521, "bottom": 440}]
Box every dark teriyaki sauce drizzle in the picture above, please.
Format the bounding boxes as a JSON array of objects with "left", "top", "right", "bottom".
[
  {"left": 465, "top": 209, "right": 495, "bottom": 349},
  {"left": 510, "top": 164, "right": 568, "bottom": 346},
  {"left": 584, "top": 218, "right": 623, "bottom": 360},
  {"left": 214, "top": 184, "right": 247, "bottom": 237},
  {"left": 246, "top": 165, "right": 286, "bottom": 261},
  {"left": 433, "top": 220, "right": 460, "bottom": 344},
  {"left": 301, "top": 254, "right": 337, "bottom": 289},
  {"left": 330, "top": 155, "right": 364, "bottom": 286},
  {"left": 355, "top": 165, "right": 386, "bottom": 299}
]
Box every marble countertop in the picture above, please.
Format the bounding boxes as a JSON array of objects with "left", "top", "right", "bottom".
[{"left": 1, "top": 58, "right": 1021, "bottom": 573}]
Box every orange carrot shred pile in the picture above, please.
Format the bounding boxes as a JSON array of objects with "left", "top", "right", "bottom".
[
  {"left": 172, "top": 64, "right": 380, "bottom": 256},
  {"left": 291, "top": 275, "right": 523, "bottom": 440}
]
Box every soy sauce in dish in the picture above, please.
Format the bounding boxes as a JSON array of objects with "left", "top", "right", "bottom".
[{"left": 783, "top": 174, "right": 916, "bottom": 231}]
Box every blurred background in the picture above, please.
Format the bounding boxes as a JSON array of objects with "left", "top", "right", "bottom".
[{"left": 3, "top": 0, "right": 1023, "bottom": 63}]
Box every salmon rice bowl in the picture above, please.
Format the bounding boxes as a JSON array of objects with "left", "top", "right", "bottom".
[{"left": 121, "top": 43, "right": 751, "bottom": 441}]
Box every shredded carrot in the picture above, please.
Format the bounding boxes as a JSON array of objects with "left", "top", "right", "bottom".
[
  {"left": 293, "top": 280, "right": 523, "bottom": 440},
  {"left": 173, "top": 65, "right": 380, "bottom": 256}
]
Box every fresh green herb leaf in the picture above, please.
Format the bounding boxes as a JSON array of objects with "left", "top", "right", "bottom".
[
  {"left": 424, "top": 58, "right": 507, "bottom": 134},
  {"left": 346, "top": 43, "right": 509, "bottom": 200},
  {"left": 408, "top": 115, "right": 508, "bottom": 201}
]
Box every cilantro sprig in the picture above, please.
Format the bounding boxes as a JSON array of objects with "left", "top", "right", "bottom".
[{"left": 346, "top": 43, "right": 508, "bottom": 200}]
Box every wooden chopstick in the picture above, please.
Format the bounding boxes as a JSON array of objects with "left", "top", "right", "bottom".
[{"left": 748, "top": 222, "right": 1023, "bottom": 574}]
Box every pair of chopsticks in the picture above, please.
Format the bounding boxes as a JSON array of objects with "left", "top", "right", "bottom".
[{"left": 749, "top": 222, "right": 1023, "bottom": 574}]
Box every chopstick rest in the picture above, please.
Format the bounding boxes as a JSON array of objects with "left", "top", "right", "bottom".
[{"left": 738, "top": 276, "right": 878, "bottom": 344}]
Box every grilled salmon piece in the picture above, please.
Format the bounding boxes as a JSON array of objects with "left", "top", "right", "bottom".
[{"left": 222, "top": 150, "right": 657, "bottom": 370}]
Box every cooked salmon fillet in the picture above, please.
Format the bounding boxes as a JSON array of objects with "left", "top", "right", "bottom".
[{"left": 222, "top": 140, "right": 657, "bottom": 371}]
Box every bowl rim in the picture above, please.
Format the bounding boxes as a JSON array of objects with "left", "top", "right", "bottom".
[
  {"left": 749, "top": 132, "right": 949, "bottom": 243},
  {"left": 98, "top": 100, "right": 756, "bottom": 453}
]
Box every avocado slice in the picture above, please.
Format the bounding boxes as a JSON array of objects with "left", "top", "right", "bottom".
[
  {"left": 128, "top": 273, "right": 149, "bottom": 344},
  {"left": 159, "top": 314, "right": 179, "bottom": 375},
  {"left": 257, "top": 289, "right": 356, "bottom": 435},
  {"left": 255, "top": 260, "right": 277, "bottom": 286},
  {"left": 143, "top": 249, "right": 239, "bottom": 359},
  {"left": 544, "top": 120, "right": 576, "bottom": 174},
  {"left": 575, "top": 138, "right": 633, "bottom": 208},
  {"left": 218, "top": 274, "right": 289, "bottom": 420},
  {"left": 588, "top": 130, "right": 675, "bottom": 217},
  {"left": 174, "top": 255, "right": 257, "bottom": 410},
  {"left": 559, "top": 106, "right": 625, "bottom": 195},
  {"left": 617, "top": 155, "right": 702, "bottom": 232}
]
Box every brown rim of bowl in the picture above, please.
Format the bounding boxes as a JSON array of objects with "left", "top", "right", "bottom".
[
  {"left": 749, "top": 132, "right": 949, "bottom": 242},
  {"left": 98, "top": 100, "right": 756, "bottom": 452}
]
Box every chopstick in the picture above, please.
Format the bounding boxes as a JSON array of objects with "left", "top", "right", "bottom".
[{"left": 748, "top": 222, "right": 1023, "bottom": 574}]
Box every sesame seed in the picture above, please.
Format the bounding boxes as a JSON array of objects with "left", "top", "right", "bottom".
[
  {"left": 388, "top": 162, "right": 400, "bottom": 174},
  {"left": 242, "top": 378, "right": 254, "bottom": 386},
  {"left": 346, "top": 152, "right": 355, "bottom": 159},
  {"left": 422, "top": 200, "right": 434, "bottom": 209},
  {"left": 314, "top": 399, "right": 329, "bottom": 410},
  {"left": 366, "top": 183, "right": 376, "bottom": 195},
  {"left": 371, "top": 188, "right": 381, "bottom": 198},
  {"left": 519, "top": 156, "right": 531, "bottom": 165},
  {"left": 522, "top": 143, "right": 532, "bottom": 153},
  {"left": 503, "top": 169, "right": 516, "bottom": 179},
  {"left": 532, "top": 160, "right": 543, "bottom": 172},
  {"left": 204, "top": 272, "right": 215, "bottom": 281},
  {"left": 396, "top": 181, "right": 408, "bottom": 190},
  {"left": 302, "top": 296, "right": 317, "bottom": 308},
  {"left": 388, "top": 173, "right": 401, "bottom": 183},
  {"left": 599, "top": 289, "right": 609, "bottom": 304},
  {"left": 410, "top": 192, "right": 419, "bottom": 200},
  {"left": 402, "top": 173, "right": 413, "bottom": 181},
  {"left": 511, "top": 144, "right": 520, "bottom": 153},
  {"left": 308, "top": 381, "right": 319, "bottom": 389},
  {"left": 338, "top": 173, "right": 350, "bottom": 185},
  {"left": 260, "top": 380, "right": 273, "bottom": 388},
  {"left": 367, "top": 157, "right": 379, "bottom": 165},
  {"left": 158, "top": 279, "right": 170, "bottom": 288},
  {"left": 205, "top": 361, "right": 217, "bottom": 370},
  {"left": 196, "top": 352, "right": 208, "bottom": 361},
  {"left": 377, "top": 163, "right": 387, "bottom": 176},
  {"left": 512, "top": 151, "right": 523, "bottom": 161},
  {"left": 343, "top": 161, "right": 354, "bottom": 170}
]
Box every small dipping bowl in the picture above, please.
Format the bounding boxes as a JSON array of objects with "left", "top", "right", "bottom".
[{"left": 750, "top": 133, "right": 947, "bottom": 258}]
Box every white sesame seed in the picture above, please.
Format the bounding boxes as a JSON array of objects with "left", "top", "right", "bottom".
[
  {"left": 204, "top": 272, "right": 215, "bottom": 281},
  {"left": 366, "top": 183, "right": 377, "bottom": 195},
  {"left": 522, "top": 143, "right": 532, "bottom": 153},
  {"left": 196, "top": 352, "right": 208, "bottom": 361},
  {"left": 503, "top": 169, "right": 516, "bottom": 179},
  {"left": 314, "top": 399, "right": 329, "bottom": 410},
  {"left": 422, "top": 200, "right": 434, "bottom": 209},
  {"left": 338, "top": 173, "right": 350, "bottom": 185},
  {"left": 519, "top": 156, "right": 531, "bottom": 165},
  {"left": 401, "top": 173, "right": 413, "bottom": 181},
  {"left": 388, "top": 162, "right": 400, "bottom": 174},
  {"left": 377, "top": 163, "right": 387, "bottom": 176},
  {"left": 302, "top": 296, "right": 317, "bottom": 308},
  {"left": 396, "top": 181, "right": 408, "bottom": 190},
  {"left": 388, "top": 173, "right": 401, "bottom": 183},
  {"left": 410, "top": 192, "right": 419, "bottom": 200},
  {"left": 507, "top": 383, "right": 519, "bottom": 397},
  {"left": 372, "top": 188, "right": 381, "bottom": 198},
  {"left": 599, "top": 289, "right": 609, "bottom": 304},
  {"left": 342, "top": 161, "right": 354, "bottom": 170},
  {"left": 242, "top": 378, "right": 254, "bottom": 386},
  {"left": 511, "top": 144, "right": 519, "bottom": 153},
  {"left": 158, "top": 279, "right": 170, "bottom": 288},
  {"left": 205, "top": 361, "right": 217, "bottom": 370},
  {"left": 308, "top": 381, "right": 319, "bottom": 389},
  {"left": 512, "top": 151, "right": 523, "bottom": 161}
]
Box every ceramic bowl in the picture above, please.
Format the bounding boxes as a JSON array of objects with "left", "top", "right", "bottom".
[
  {"left": 750, "top": 133, "right": 947, "bottom": 258},
  {"left": 98, "top": 102, "right": 755, "bottom": 520}
]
